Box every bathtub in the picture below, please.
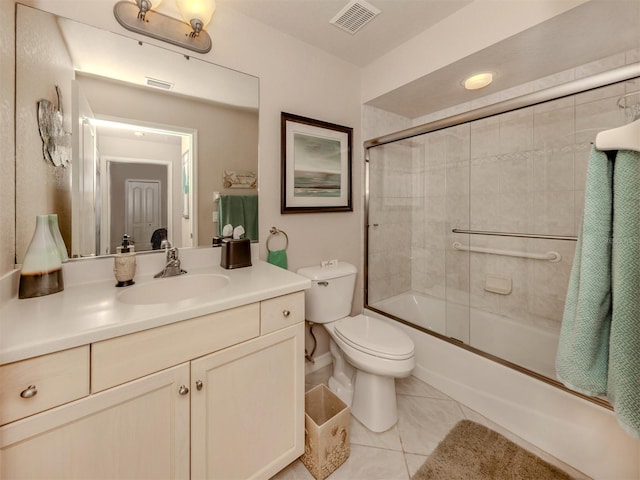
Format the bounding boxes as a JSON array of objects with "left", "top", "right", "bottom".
[{"left": 369, "top": 291, "right": 560, "bottom": 379}]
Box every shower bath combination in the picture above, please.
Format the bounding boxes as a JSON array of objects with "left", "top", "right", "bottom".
[{"left": 363, "top": 63, "right": 640, "bottom": 405}]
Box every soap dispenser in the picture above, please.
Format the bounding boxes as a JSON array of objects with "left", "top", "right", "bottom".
[{"left": 114, "top": 234, "right": 136, "bottom": 287}]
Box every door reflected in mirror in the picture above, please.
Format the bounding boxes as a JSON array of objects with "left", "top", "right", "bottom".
[{"left": 15, "top": 4, "right": 259, "bottom": 263}]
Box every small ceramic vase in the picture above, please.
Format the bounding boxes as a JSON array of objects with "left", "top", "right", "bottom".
[
  {"left": 19, "top": 215, "right": 64, "bottom": 299},
  {"left": 48, "top": 214, "right": 69, "bottom": 262}
]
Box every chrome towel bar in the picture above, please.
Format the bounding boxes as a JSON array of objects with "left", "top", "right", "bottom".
[{"left": 452, "top": 229, "right": 577, "bottom": 241}]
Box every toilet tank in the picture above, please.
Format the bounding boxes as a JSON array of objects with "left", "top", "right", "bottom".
[{"left": 297, "top": 262, "right": 357, "bottom": 323}]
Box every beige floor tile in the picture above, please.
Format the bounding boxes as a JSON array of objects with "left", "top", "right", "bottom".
[
  {"left": 328, "top": 445, "right": 409, "bottom": 480},
  {"left": 350, "top": 416, "right": 403, "bottom": 451},
  {"left": 396, "top": 375, "right": 450, "bottom": 399},
  {"left": 404, "top": 453, "right": 428, "bottom": 478},
  {"left": 396, "top": 395, "right": 466, "bottom": 455}
]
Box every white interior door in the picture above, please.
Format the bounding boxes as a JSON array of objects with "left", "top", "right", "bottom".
[{"left": 125, "top": 180, "right": 161, "bottom": 251}]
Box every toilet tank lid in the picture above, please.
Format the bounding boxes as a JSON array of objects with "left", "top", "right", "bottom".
[{"left": 296, "top": 262, "right": 357, "bottom": 281}]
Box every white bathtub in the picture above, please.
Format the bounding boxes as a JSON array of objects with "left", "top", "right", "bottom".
[{"left": 369, "top": 291, "right": 560, "bottom": 379}]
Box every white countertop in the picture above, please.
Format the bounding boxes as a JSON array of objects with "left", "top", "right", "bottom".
[{"left": 0, "top": 248, "right": 310, "bottom": 365}]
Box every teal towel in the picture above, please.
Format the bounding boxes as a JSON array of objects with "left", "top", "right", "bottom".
[
  {"left": 556, "top": 147, "right": 640, "bottom": 438},
  {"left": 608, "top": 149, "right": 640, "bottom": 438},
  {"left": 556, "top": 147, "right": 613, "bottom": 396},
  {"left": 267, "top": 249, "right": 288, "bottom": 269},
  {"left": 218, "top": 195, "right": 258, "bottom": 241}
]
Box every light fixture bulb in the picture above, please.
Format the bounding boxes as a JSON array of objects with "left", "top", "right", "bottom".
[
  {"left": 463, "top": 72, "right": 494, "bottom": 90},
  {"left": 176, "top": 0, "right": 216, "bottom": 36},
  {"left": 134, "top": 0, "right": 163, "bottom": 20}
]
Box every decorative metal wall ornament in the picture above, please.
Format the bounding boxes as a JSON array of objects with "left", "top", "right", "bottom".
[{"left": 37, "top": 85, "right": 71, "bottom": 167}]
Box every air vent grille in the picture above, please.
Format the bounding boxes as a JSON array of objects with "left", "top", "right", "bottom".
[
  {"left": 330, "top": 0, "right": 380, "bottom": 35},
  {"left": 145, "top": 77, "right": 174, "bottom": 90}
]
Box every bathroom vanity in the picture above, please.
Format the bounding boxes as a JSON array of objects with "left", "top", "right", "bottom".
[{"left": 0, "top": 250, "right": 310, "bottom": 479}]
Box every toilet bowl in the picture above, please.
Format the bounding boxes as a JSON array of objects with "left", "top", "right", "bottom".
[{"left": 297, "top": 262, "right": 415, "bottom": 432}]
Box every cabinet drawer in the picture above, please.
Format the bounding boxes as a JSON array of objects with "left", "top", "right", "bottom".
[
  {"left": 0, "top": 346, "right": 89, "bottom": 425},
  {"left": 91, "top": 303, "right": 260, "bottom": 392},
  {"left": 260, "top": 291, "right": 305, "bottom": 335}
]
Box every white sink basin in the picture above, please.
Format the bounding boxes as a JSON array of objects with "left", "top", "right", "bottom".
[{"left": 117, "top": 274, "right": 230, "bottom": 305}]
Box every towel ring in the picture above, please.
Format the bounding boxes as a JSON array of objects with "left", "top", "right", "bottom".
[{"left": 267, "top": 227, "right": 288, "bottom": 252}]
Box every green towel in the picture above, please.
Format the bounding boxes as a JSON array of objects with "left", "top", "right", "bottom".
[
  {"left": 267, "top": 249, "right": 288, "bottom": 269},
  {"left": 556, "top": 147, "right": 613, "bottom": 396},
  {"left": 557, "top": 147, "right": 640, "bottom": 438},
  {"left": 218, "top": 195, "right": 259, "bottom": 241},
  {"left": 608, "top": 149, "right": 640, "bottom": 438}
]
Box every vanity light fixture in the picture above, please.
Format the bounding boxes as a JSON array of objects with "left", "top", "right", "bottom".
[
  {"left": 463, "top": 72, "right": 494, "bottom": 90},
  {"left": 113, "top": 0, "right": 214, "bottom": 54}
]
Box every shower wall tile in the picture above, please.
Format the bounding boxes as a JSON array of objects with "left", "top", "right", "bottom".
[
  {"left": 469, "top": 193, "right": 500, "bottom": 232},
  {"left": 532, "top": 149, "right": 575, "bottom": 193},
  {"left": 470, "top": 117, "right": 500, "bottom": 159},
  {"left": 470, "top": 157, "right": 501, "bottom": 194},
  {"left": 498, "top": 192, "right": 533, "bottom": 233},
  {"left": 532, "top": 191, "right": 575, "bottom": 235},
  {"left": 533, "top": 102, "right": 575, "bottom": 149},
  {"left": 498, "top": 154, "right": 533, "bottom": 194},
  {"left": 499, "top": 107, "right": 534, "bottom": 154}
]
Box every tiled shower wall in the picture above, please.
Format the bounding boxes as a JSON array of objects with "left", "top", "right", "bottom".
[{"left": 366, "top": 50, "right": 639, "bottom": 340}]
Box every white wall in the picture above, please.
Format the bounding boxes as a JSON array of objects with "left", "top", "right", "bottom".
[{"left": 0, "top": 1, "right": 15, "bottom": 275}]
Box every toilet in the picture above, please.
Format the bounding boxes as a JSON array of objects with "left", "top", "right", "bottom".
[{"left": 297, "top": 262, "right": 415, "bottom": 432}]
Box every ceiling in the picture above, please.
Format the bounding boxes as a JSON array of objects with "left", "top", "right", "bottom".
[
  {"left": 219, "top": 0, "right": 474, "bottom": 67},
  {"left": 215, "top": 0, "right": 640, "bottom": 119},
  {"left": 61, "top": 0, "right": 640, "bottom": 120}
]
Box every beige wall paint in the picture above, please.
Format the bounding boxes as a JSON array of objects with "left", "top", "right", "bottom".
[
  {"left": 14, "top": 6, "right": 74, "bottom": 267},
  {"left": 0, "top": 1, "right": 15, "bottom": 274}
]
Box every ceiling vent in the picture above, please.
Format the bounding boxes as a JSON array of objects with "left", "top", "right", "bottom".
[
  {"left": 330, "top": 0, "right": 381, "bottom": 35},
  {"left": 145, "top": 77, "right": 174, "bottom": 90}
]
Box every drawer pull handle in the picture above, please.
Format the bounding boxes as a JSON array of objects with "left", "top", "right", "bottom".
[
  {"left": 178, "top": 385, "right": 189, "bottom": 396},
  {"left": 282, "top": 309, "right": 291, "bottom": 318},
  {"left": 195, "top": 380, "right": 203, "bottom": 391},
  {"left": 20, "top": 385, "right": 38, "bottom": 399}
]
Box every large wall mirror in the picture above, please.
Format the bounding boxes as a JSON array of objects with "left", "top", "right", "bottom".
[{"left": 15, "top": 4, "right": 259, "bottom": 262}]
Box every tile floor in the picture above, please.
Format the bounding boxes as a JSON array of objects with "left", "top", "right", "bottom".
[{"left": 271, "top": 365, "right": 590, "bottom": 480}]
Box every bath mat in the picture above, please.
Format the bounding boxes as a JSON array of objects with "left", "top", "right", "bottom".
[{"left": 411, "top": 420, "right": 575, "bottom": 480}]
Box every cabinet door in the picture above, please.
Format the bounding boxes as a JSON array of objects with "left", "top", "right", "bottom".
[
  {"left": 0, "top": 364, "right": 190, "bottom": 480},
  {"left": 191, "top": 323, "right": 305, "bottom": 480}
]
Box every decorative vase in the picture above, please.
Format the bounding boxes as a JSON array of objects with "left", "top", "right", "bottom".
[
  {"left": 48, "top": 214, "right": 69, "bottom": 262},
  {"left": 19, "top": 215, "right": 64, "bottom": 299}
]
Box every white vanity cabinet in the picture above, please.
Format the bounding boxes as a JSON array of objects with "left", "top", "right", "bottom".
[{"left": 0, "top": 291, "right": 305, "bottom": 480}]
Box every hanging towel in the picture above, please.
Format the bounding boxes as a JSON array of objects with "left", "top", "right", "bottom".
[
  {"left": 556, "top": 146, "right": 613, "bottom": 396},
  {"left": 607, "top": 149, "right": 640, "bottom": 438},
  {"left": 557, "top": 147, "right": 640, "bottom": 438},
  {"left": 267, "top": 249, "right": 288, "bottom": 269},
  {"left": 218, "top": 195, "right": 258, "bottom": 241}
]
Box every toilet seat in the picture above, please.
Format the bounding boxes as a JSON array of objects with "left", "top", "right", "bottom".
[{"left": 334, "top": 315, "right": 414, "bottom": 360}]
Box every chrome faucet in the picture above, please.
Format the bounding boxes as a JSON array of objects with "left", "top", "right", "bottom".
[{"left": 154, "top": 243, "right": 187, "bottom": 278}]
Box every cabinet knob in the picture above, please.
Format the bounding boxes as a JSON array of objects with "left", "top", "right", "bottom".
[
  {"left": 195, "top": 380, "right": 203, "bottom": 391},
  {"left": 282, "top": 309, "right": 290, "bottom": 318},
  {"left": 20, "top": 385, "right": 38, "bottom": 399},
  {"left": 178, "top": 385, "right": 189, "bottom": 396}
]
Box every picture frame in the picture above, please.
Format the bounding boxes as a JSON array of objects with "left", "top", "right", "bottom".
[{"left": 281, "top": 112, "right": 353, "bottom": 213}]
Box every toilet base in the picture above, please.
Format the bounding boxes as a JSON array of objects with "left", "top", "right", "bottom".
[{"left": 351, "top": 371, "right": 398, "bottom": 433}]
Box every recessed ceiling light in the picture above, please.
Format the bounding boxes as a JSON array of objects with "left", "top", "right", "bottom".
[
  {"left": 133, "top": 131, "right": 144, "bottom": 137},
  {"left": 463, "top": 72, "right": 494, "bottom": 90}
]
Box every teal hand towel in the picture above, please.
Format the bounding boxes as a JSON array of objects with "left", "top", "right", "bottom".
[
  {"left": 607, "top": 149, "right": 640, "bottom": 438},
  {"left": 218, "top": 195, "right": 258, "bottom": 241},
  {"left": 556, "top": 147, "right": 613, "bottom": 396},
  {"left": 267, "top": 249, "right": 288, "bottom": 269}
]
